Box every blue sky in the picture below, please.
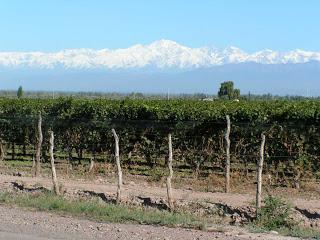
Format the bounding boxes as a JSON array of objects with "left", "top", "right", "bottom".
[{"left": 0, "top": 0, "right": 319, "bottom": 52}]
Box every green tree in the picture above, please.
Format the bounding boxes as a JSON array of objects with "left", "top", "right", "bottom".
[
  {"left": 233, "top": 88, "right": 240, "bottom": 99},
  {"left": 218, "top": 81, "right": 240, "bottom": 100},
  {"left": 17, "top": 86, "right": 24, "bottom": 99}
]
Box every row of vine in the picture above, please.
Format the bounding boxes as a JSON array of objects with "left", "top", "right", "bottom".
[{"left": 0, "top": 98, "right": 319, "bottom": 183}]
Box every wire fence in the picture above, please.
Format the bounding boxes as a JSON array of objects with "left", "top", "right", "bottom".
[{"left": 1, "top": 117, "right": 320, "bottom": 186}]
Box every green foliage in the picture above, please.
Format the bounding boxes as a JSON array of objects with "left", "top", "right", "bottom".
[
  {"left": 256, "top": 195, "right": 293, "bottom": 230},
  {"left": 251, "top": 195, "right": 320, "bottom": 238},
  {"left": 17, "top": 86, "right": 24, "bottom": 99},
  {"left": 279, "top": 226, "right": 320, "bottom": 239},
  {"left": 218, "top": 81, "right": 240, "bottom": 100},
  {"left": 233, "top": 88, "right": 240, "bottom": 99},
  {"left": 1, "top": 98, "right": 320, "bottom": 176},
  {"left": 0, "top": 191, "right": 204, "bottom": 227},
  {"left": 148, "top": 167, "right": 165, "bottom": 181}
]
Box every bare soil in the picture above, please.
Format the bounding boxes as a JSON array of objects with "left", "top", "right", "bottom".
[
  {"left": 0, "top": 173, "right": 318, "bottom": 239},
  {"left": 0, "top": 174, "right": 319, "bottom": 212},
  {"left": 0, "top": 205, "right": 296, "bottom": 240}
]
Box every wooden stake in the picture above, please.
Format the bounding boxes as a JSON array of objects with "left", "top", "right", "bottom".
[
  {"left": 89, "top": 157, "right": 95, "bottom": 172},
  {"left": 225, "top": 115, "right": 231, "bottom": 193},
  {"left": 166, "top": 133, "right": 174, "bottom": 210},
  {"left": 49, "top": 131, "right": 60, "bottom": 195},
  {"left": 112, "top": 129, "right": 122, "bottom": 204},
  {"left": 11, "top": 142, "right": 15, "bottom": 160},
  {"left": 0, "top": 138, "right": 5, "bottom": 162},
  {"left": 256, "top": 133, "right": 266, "bottom": 219},
  {"left": 35, "top": 111, "right": 43, "bottom": 177},
  {"left": 89, "top": 145, "right": 96, "bottom": 173}
]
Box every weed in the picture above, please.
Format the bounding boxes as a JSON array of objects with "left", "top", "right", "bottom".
[
  {"left": 148, "top": 167, "right": 165, "bottom": 182},
  {"left": 255, "top": 195, "right": 293, "bottom": 230},
  {"left": 250, "top": 195, "right": 320, "bottom": 239},
  {"left": 0, "top": 191, "right": 206, "bottom": 228},
  {"left": 279, "top": 226, "right": 320, "bottom": 239}
]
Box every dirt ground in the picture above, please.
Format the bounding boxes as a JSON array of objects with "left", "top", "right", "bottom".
[
  {"left": 0, "top": 205, "right": 297, "bottom": 240},
  {"left": 0, "top": 172, "right": 319, "bottom": 239},
  {"left": 0, "top": 174, "right": 319, "bottom": 212}
]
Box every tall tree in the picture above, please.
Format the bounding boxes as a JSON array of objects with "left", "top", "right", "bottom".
[
  {"left": 233, "top": 88, "right": 241, "bottom": 99},
  {"left": 218, "top": 81, "right": 240, "bottom": 100},
  {"left": 17, "top": 86, "right": 23, "bottom": 99}
]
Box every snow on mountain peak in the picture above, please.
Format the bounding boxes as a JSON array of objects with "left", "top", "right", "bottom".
[
  {"left": 0, "top": 40, "right": 320, "bottom": 69},
  {"left": 148, "top": 39, "right": 182, "bottom": 49}
]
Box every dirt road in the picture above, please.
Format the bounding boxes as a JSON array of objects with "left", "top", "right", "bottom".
[{"left": 0, "top": 205, "right": 297, "bottom": 240}]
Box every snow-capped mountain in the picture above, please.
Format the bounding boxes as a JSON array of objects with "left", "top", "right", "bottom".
[
  {"left": 1, "top": 40, "right": 320, "bottom": 70},
  {"left": 1, "top": 40, "right": 320, "bottom": 96}
]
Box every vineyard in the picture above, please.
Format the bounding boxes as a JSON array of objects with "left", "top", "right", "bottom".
[{"left": 0, "top": 98, "right": 320, "bottom": 186}]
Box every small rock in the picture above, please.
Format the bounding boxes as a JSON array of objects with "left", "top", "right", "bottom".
[{"left": 270, "top": 230, "right": 278, "bottom": 235}]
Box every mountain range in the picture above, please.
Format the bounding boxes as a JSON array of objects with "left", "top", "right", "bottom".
[
  {"left": 1, "top": 40, "right": 320, "bottom": 95},
  {"left": 1, "top": 40, "right": 320, "bottom": 69}
]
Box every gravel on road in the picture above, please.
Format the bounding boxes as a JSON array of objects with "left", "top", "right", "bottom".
[{"left": 0, "top": 205, "right": 297, "bottom": 240}]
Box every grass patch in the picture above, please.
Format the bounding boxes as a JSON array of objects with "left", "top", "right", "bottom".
[
  {"left": 0, "top": 191, "right": 205, "bottom": 228},
  {"left": 279, "top": 226, "right": 320, "bottom": 239},
  {"left": 255, "top": 194, "right": 293, "bottom": 230},
  {"left": 5, "top": 160, "right": 34, "bottom": 168},
  {"left": 250, "top": 195, "right": 320, "bottom": 239},
  {"left": 249, "top": 225, "right": 320, "bottom": 239}
]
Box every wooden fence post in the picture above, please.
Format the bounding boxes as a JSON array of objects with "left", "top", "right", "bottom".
[
  {"left": 256, "top": 133, "right": 266, "bottom": 219},
  {"left": 11, "top": 142, "right": 15, "bottom": 160},
  {"left": 49, "top": 131, "right": 60, "bottom": 195},
  {"left": 89, "top": 157, "right": 95, "bottom": 173},
  {"left": 35, "top": 111, "right": 43, "bottom": 177},
  {"left": 112, "top": 129, "right": 122, "bottom": 204},
  {"left": 225, "top": 115, "right": 231, "bottom": 193},
  {"left": 0, "top": 138, "right": 5, "bottom": 162},
  {"left": 89, "top": 145, "right": 96, "bottom": 173},
  {"left": 166, "top": 133, "right": 174, "bottom": 210}
]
